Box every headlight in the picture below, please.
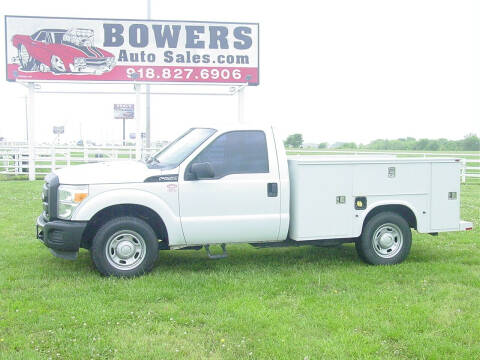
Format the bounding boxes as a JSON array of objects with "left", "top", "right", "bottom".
[
  {"left": 74, "top": 57, "right": 86, "bottom": 67},
  {"left": 58, "top": 185, "right": 88, "bottom": 220},
  {"left": 106, "top": 57, "right": 115, "bottom": 67}
]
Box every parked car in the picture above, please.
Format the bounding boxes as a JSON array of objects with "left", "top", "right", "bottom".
[
  {"left": 36, "top": 126, "right": 473, "bottom": 277},
  {"left": 12, "top": 28, "right": 115, "bottom": 74}
]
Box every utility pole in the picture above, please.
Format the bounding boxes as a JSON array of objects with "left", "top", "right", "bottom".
[{"left": 145, "top": 0, "right": 151, "bottom": 150}]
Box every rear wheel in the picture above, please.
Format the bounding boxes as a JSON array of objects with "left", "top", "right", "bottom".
[
  {"left": 18, "top": 44, "right": 35, "bottom": 71},
  {"left": 90, "top": 216, "right": 158, "bottom": 277},
  {"left": 356, "top": 212, "right": 412, "bottom": 265}
]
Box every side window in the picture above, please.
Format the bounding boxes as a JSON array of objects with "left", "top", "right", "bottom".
[
  {"left": 45, "top": 32, "right": 53, "bottom": 44},
  {"left": 36, "top": 32, "right": 46, "bottom": 42},
  {"left": 189, "top": 131, "right": 269, "bottom": 179}
]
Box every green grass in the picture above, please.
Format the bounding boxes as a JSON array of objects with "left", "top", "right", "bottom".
[{"left": 0, "top": 180, "right": 479, "bottom": 359}]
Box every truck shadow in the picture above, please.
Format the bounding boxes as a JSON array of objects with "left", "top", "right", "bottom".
[
  {"left": 41, "top": 244, "right": 363, "bottom": 279},
  {"left": 56, "top": 241, "right": 444, "bottom": 278},
  {"left": 152, "top": 244, "right": 362, "bottom": 274}
]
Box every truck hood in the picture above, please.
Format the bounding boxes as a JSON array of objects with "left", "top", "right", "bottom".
[{"left": 54, "top": 161, "right": 156, "bottom": 185}]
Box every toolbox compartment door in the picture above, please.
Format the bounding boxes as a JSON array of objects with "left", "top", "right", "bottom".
[
  {"left": 430, "top": 162, "right": 460, "bottom": 231},
  {"left": 288, "top": 163, "right": 353, "bottom": 240}
]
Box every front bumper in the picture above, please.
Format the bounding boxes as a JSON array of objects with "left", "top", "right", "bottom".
[
  {"left": 69, "top": 62, "right": 114, "bottom": 74},
  {"left": 36, "top": 215, "right": 87, "bottom": 260}
]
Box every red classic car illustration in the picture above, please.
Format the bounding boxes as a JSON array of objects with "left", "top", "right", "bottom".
[{"left": 12, "top": 28, "right": 115, "bottom": 75}]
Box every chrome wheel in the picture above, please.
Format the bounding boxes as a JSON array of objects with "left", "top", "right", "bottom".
[
  {"left": 372, "top": 223, "right": 403, "bottom": 258},
  {"left": 51, "top": 55, "right": 65, "bottom": 72},
  {"left": 105, "top": 230, "right": 146, "bottom": 270}
]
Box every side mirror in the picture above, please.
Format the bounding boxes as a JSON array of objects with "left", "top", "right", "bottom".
[{"left": 191, "top": 162, "right": 215, "bottom": 180}]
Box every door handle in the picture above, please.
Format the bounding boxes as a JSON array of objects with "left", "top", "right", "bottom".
[{"left": 267, "top": 183, "right": 278, "bottom": 197}]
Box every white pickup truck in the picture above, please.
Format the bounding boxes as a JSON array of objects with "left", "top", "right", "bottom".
[{"left": 36, "top": 126, "right": 473, "bottom": 277}]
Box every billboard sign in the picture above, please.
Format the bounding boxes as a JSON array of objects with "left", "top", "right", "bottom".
[
  {"left": 5, "top": 15, "right": 259, "bottom": 85},
  {"left": 114, "top": 104, "right": 134, "bottom": 119}
]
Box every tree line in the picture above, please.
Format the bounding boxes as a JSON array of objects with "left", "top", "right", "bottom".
[{"left": 284, "top": 133, "right": 480, "bottom": 151}]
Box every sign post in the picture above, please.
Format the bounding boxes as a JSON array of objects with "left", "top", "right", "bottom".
[
  {"left": 145, "top": 0, "right": 152, "bottom": 150},
  {"left": 114, "top": 104, "right": 134, "bottom": 146},
  {"left": 27, "top": 83, "right": 35, "bottom": 181},
  {"left": 238, "top": 87, "right": 245, "bottom": 124},
  {"left": 53, "top": 125, "right": 64, "bottom": 144},
  {"left": 135, "top": 85, "right": 142, "bottom": 160},
  {"left": 123, "top": 118, "right": 126, "bottom": 146}
]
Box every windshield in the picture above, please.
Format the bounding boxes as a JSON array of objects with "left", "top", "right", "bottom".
[{"left": 149, "top": 128, "right": 216, "bottom": 168}]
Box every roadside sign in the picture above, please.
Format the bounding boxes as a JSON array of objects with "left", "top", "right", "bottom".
[
  {"left": 114, "top": 104, "right": 134, "bottom": 119},
  {"left": 53, "top": 126, "right": 64, "bottom": 134},
  {"left": 5, "top": 15, "right": 259, "bottom": 85}
]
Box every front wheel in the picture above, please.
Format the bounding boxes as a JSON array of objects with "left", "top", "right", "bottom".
[
  {"left": 90, "top": 216, "right": 159, "bottom": 277},
  {"left": 356, "top": 212, "right": 412, "bottom": 265},
  {"left": 18, "top": 44, "right": 36, "bottom": 70}
]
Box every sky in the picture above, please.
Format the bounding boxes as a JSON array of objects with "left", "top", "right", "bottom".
[{"left": 0, "top": 0, "right": 478, "bottom": 146}]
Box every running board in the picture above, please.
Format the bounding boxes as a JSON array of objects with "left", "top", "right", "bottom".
[
  {"left": 205, "top": 244, "right": 228, "bottom": 259},
  {"left": 249, "top": 238, "right": 354, "bottom": 248}
]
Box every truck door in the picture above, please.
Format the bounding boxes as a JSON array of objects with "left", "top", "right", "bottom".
[{"left": 178, "top": 130, "right": 281, "bottom": 245}]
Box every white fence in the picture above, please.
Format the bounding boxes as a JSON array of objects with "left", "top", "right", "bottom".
[
  {"left": 1, "top": 145, "right": 479, "bottom": 181},
  {"left": 0, "top": 145, "right": 161, "bottom": 177}
]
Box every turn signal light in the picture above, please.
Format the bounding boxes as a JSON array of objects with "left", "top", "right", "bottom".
[{"left": 74, "top": 193, "right": 88, "bottom": 203}]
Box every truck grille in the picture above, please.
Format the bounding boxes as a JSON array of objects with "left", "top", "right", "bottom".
[
  {"left": 85, "top": 58, "right": 109, "bottom": 66},
  {"left": 42, "top": 173, "right": 59, "bottom": 221}
]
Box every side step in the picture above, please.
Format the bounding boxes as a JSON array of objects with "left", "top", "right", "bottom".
[{"left": 205, "top": 244, "right": 228, "bottom": 259}]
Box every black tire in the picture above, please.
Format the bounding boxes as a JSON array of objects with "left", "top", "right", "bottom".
[
  {"left": 90, "top": 216, "right": 158, "bottom": 277},
  {"left": 356, "top": 212, "right": 412, "bottom": 265},
  {"left": 17, "top": 44, "right": 36, "bottom": 71}
]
